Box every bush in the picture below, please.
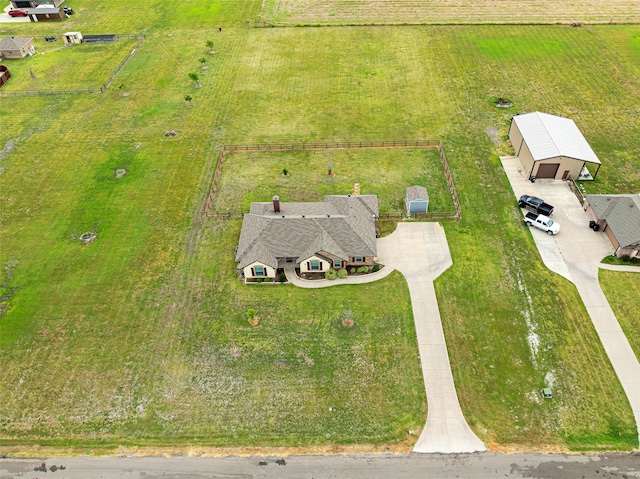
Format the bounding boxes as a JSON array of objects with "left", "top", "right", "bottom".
[
  {"left": 337, "top": 269, "right": 348, "bottom": 278},
  {"left": 357, "top": 266, "right": 369, "bottom": 273},
  {"left": 325, "top": 269, "right": 338, "bottom": 280},
  {"left": 279, "top": 272, "right": 287, "bottom": 282},
  {"left": 350, "top": 268, "right": 356, "bottom": 274},
  {"left": 372, "top": 263, "right": 381, "bottom": 272},
  {"left": 246, "top": 308, "right": 256, "bottom": 320}
]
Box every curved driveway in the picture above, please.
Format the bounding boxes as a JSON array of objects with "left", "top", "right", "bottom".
[
  {"left": 501, "top": 156, "right": 640, "bottom": 445},
  {"left": 285, "top": 222, "right": 486, "bottom": 453}
]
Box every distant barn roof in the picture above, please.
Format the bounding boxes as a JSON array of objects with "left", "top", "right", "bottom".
[{"left": 512, "top": 112, "right": 601, "bottom": 165}]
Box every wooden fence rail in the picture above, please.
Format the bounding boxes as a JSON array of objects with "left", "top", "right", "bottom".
[
  {"left": 224, "top": 139, "right": 440, "bottom": 152},
  {"left": 205, "top": 140, "right": 461, "bottom": 221}
]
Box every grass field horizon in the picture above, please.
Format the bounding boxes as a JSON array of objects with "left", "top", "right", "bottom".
[{"left": 1, "top": 0, "right": 639, "bottom": 453}]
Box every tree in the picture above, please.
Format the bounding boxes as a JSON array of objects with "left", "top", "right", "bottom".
[
  {"left": 184, "top": 94, "right": 193, "bottom": 104},
  {"left": 206, "top": 40, "right": 214, "bottom": 49},
  {"left": 199, "top": 57, "right": 207, "bottom": 65},
  {"left": 188, "top": 72, "right": 200, "bottom": 88}
]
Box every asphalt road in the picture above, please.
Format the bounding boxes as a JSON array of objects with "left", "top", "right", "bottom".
[{"left": 2, "top": 452, "right": 640, "bottom": 479}]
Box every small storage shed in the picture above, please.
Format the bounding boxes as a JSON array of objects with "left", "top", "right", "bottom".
[
  {"left": 509, "top": 112, "right": 601, "bottom": 181},
  {"left": 0, "top": 36, "right": 35, "bottom": 59},
  {"left": 63, "top": 32, "right": 83, "bottom": 45},
  {"left": 29, "top": 5, "right": 65, "bottom": 21},
  {"left": 405, "top": 185, "right": 429, "bottom": 214}
]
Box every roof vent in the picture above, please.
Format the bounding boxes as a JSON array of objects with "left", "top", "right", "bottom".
[
  {"left": 327, "top": 214, "right": 330, "bottom": 217},
  {"left": 281, "top": 215, "right": 285, "bottom": 218},
  {"left": 302, "top": 215, "right": 305, "bottom": 218}
]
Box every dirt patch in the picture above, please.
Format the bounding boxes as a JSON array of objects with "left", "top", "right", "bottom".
[
  {"left": 486, "top": 127, "right": 501, "bottom": 145},
  {"left": 495, "top": 98, "right": 512, "bottom": 108},
  {"left": 115, "top": 168, "right": 128, "bottom": 179},
  {"left": 342, "top": 318, "right": 354, "bottom": 328},
  {"left": 248, "top": 315, "right": 260, "bottom": 326}
]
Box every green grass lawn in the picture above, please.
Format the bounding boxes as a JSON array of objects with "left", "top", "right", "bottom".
[
  {"left": 1, "top": 0, "right": 639, "bottom": 452},
  {"left": 599, "top": 270, "right": 640, "bottom": 362},
  {"left": 214, "top": 148, "right": 453, "bottom": 214},
  {"left": 0, "top": 37, "right": 140, "bottom": 93}
]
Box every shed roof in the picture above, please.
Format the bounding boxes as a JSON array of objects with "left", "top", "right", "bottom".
[
  {"left": 512, "top": 112, "right": 601, "bottom": 165},
  {"left": 406, "top": 185, "right": 429, "bottom": 202},
  {"left": 29, "top": 6, "right": 60, "bottom": 13},
  {"left": 0, "top": 36, "right": 33, "bottom": 51},
  {"left": 586, "top": 194, "right": 640, "bottom": 248},
  {"left": 236, "top": 195, "right": 378, "bottom": 269}
]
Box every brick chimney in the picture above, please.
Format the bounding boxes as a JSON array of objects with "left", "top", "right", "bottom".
[{"left": 273, "top": 195, "right": 280, "bottom": 213}]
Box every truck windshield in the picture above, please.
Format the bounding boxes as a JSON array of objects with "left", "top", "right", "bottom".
[{"left": 546, "top": 220, "right": 554, "bottom": 226}]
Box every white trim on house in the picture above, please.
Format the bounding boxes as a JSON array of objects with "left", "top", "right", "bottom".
[
  {"left": 243, "top": 261, "right": 276, "bottom": 279},
  {"left": 299, "top": 255, "right": 331, "bottom": 273}
]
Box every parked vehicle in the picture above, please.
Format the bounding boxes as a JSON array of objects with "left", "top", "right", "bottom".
[
  {"left": 63, "top": 6, "right": 74, "bottom": 14},
  {"left": 524, "top": 212, "right": 560, "bottom": 235},
  {"left": 8, "top": 8, "right": 29, "bottom": 17},
  {"left": 518, "top": 194, "right": 554, "bottom": 216}
]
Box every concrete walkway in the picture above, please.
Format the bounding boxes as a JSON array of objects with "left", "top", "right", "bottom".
[
  {"left": 285, "top": 222, "right": 486, "bottom": 453},
  {"left": 501, "top": 156, "right": 640, "bottom": 445}
]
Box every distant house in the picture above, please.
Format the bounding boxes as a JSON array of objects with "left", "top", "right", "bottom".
[
  {"left": 10, "top": 0, "right": 63, "bottom": 7},
  {"left": 0, "top": 36, "right": 35, "bottom": 59},
  {"left": 405, "top": 185, "right": 429, "bottom": 214},
  {"left": 509, "top": 112, "right": 601, "bottom": 181},
  {"left": 29, "top": 5, "right": 65, "bottom": 21},
  {"left": 236, "top": 194, "right": 378, "bottom": 279},
  {"left": 584, "top": 194, "right": 640, "bottom": 258}
]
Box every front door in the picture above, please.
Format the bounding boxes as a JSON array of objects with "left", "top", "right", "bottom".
[{"left": 562, "top": 170, "right": 570, "bottom": 180}]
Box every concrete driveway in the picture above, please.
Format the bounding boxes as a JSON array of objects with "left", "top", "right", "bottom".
[
  {"left": 501, "top": 156, "right": 640, "bottom": 445},
  {"left": 377, "top": 223, "right": 486, "bottom": 453}
]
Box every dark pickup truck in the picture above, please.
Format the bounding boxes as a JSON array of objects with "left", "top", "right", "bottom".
[{"left": 518, "top": 195, "right": 554, "bottom": 216}]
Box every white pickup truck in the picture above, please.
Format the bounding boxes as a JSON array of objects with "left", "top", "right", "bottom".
[{"left": 524, "top": 212, "right": 560, "bottom": 235}]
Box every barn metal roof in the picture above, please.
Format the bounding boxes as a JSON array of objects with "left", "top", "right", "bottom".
[{"left": 512, "top": 112, "right": 601, "bottom": 165}]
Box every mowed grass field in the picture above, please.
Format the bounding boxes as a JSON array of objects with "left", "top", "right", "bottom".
[
  {"left": 214, "top": 148, "right": 454, "bottom": 214},
  {"left": 260, "top": 0, "right": 640, "bottom": 25},
  {"left": 1, "top": 0, "right": 639, "bottom": 453},
  {"left": 600, "top": 271, "right": 640, "bottom": 361},
  {"left": 0, "top": 38, "right": 140, "bottom": 93}
]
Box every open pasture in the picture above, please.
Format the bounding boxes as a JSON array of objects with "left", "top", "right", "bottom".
[
  {"left": 0, "top": 0, "right": 639, "bottom": 452},
  {"left": 259, "top": 0, "right": 640, "bottom": 26}
]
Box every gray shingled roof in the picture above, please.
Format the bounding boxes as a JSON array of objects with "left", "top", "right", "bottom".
[
  {"left": 236, "top": 195, "right": 378, "bottom": 269},
  {"left": 586, "top": 194, "right": 640, "bottom": 248},
  {"left": 406, "top": 185, "right": 428, "bottom": 202},
  {"left": 0, "top": 36, "right": 33, "bottom": 51},
  {"left": 512, "top": 112, "right": 601, "bottom": 165}
]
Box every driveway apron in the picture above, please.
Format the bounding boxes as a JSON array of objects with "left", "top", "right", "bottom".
[{"left": 501, "top": 156, "right": 640, "bottom": 444}]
